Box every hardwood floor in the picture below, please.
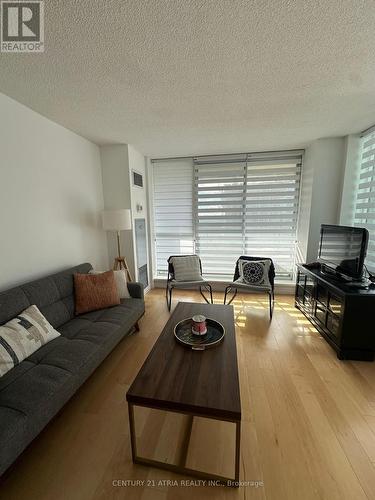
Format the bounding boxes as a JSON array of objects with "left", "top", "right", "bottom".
[{"left": 1, "top": 289, "right": 375, "bottom": 499}]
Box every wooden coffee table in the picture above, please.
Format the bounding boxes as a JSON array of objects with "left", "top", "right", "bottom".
[{"left": 126, "top": 302, "right": 241, "bottom": 485}]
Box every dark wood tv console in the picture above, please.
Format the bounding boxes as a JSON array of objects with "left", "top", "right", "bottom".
[{"left": 295, "top": 264, "right": 375, "bottom": 361}]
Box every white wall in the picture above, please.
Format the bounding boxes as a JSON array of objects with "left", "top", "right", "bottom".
[
  {"left": 128, "top": 145, "right": 150, "bottom": 286},
  {"left": 128, "top": 145, "right": 147, "bottom": 220},
  {"left": 307, "top": 138, "right": 346, "bottom": 261},
  {"left": 297, "top": 138, "right": 346, "bottom": 263},
  {"left": 100, "top": 145, "right": 135, "bottom": 277},
  {"left": 0, "top": 93, "right": 108, "bottom": 291},
  {"left": 296, "top": 149, "right": 314, "bottom": 262},
  {"left": 339, "top": 134, "right": 362, "bottom": 226}
]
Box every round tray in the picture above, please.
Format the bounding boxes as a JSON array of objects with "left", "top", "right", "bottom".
[{"left": 174, "top": 318, "right": 225, "bottom": 350}]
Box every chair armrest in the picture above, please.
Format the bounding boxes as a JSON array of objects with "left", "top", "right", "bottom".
[{"left": 127, "top": 282, "right": 144, "bottom": 299}]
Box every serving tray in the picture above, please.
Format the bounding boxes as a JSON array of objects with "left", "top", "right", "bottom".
[{"left": 174, "top": 318, "right": 225, "bottom": 350}]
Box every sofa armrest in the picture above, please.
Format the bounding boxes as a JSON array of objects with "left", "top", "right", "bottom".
[{"left": 127, "top": 282, "right": 144, "bottom": 299}]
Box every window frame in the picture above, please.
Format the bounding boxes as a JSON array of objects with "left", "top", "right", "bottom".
[
  {"left": 151, "top": 150, "right": 303, "bottom": 281},
  {"left": 354, "top": 129, "right": 375, "bottom": 272}
]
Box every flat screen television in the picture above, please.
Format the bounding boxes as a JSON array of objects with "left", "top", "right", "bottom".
[{"left": 318, "top": 224, "right": 369, "bottom": 281}]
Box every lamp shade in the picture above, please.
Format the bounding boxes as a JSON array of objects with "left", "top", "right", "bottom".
[{"left": 102, "top": 209, "right": 132, "bottom": 231}]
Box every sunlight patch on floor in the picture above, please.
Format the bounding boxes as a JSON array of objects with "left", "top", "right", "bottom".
[
  {"left": 169, "top": 289, "right": 320, "bottom": 335},
  {"left": 230, "top": 295, "right": 319, "bottom": 335}
]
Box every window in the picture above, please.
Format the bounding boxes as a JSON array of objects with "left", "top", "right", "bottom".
[
  {"left": 245, "top": 154, "right": 302, "bottom": 279},
  {"left": 152, "top": 159, "right": 194, "bottom": 275},
  {"left": 152, "top": 151, "right": 303, "bottom": 280},
  {"left": 195, "top": 158, "right": 245, "bottom": 278},
  {"left": 354, "top": 130, "right": 375, "bottom": 271}
]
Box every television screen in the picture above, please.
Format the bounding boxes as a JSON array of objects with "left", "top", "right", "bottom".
[{"left": 318, "top": 225, "right": 369, "bottom": 280}]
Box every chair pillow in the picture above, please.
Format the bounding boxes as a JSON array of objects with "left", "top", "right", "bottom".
[
  {"left": 238, "top": 259, "right": 271, "bottom": 287},
  {"left": 0, "top": 305, "right": 60, "bottom": 378},
  {"left": 171, "top": 256, "right": 203, "bottom": 282},
  {"left": 74, "top": 270, "right": 120, "bottom": 315},
  {"left": 89, "top": 269, "right": 130, "bottom": 298}
]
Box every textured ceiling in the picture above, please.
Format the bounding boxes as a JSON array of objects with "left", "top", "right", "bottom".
[{"left": 1, "top": 0, "right": 375, "bottom": 157}]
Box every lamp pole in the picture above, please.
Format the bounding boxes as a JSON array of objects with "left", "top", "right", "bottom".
[{"left": 117, "top": 230, "right": 122, "bottom": 258}]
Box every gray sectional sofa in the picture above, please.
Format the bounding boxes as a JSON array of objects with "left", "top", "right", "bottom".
[{"left": 0, "top": 263, "right": 144, "bottom": 476}]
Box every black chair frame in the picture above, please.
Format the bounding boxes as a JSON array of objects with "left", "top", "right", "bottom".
[
  {"left": 166, "top": 255, "right": 213, "bottom": 311},
  {"left": 224, "top": 256, "right": 275, "bottom": 319}
]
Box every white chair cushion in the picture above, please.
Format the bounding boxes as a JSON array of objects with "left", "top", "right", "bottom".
[
  {"left": 233, "top": 279, "right": 271, "bottom": 292},
  {"left": 238, "top": 259, "right": 271, "bottom": 287},
  {"left": 171, "top": 256, "right": 203, "bottom": 282},
  {"left": 170, "top": 279, "right": 206, "bottom": 286}
]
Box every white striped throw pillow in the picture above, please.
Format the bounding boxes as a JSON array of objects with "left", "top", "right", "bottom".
[
  {"left": 0, "top": 305, "right": 60, "bottom": 378},
  {"left": 171, "top": 256, "right": 203, "bottom": 282}
]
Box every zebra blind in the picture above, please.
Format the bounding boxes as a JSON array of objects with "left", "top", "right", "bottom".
[
  {"left": 194, "top": 157, "right": 246, "bottom": 277},
  {"left": 245, "top": 154, "right": 302, "bottom": 279},
  {"left": 194, "top": 152, "right": 302, "bottom": 279},
  {"left": 152, "top": 159, "right": 194, "bottom": 275},
  {"left": 152, "top": 150, "right": 303, "bottom": 280},
  {"left": 354, "top": 130, "right": 375, "bottom": 271}
]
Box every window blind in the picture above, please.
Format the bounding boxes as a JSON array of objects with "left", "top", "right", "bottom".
[
  {"left": 152, "top": 159, "right": 194, "bottom": 276},
  {"left": 354, "top": 131, "right": 375, "bottom": 271},
  {"left": 194, "top": 157, "right": 246, "bottom": 278},
  {"left": 245, "top": 154, "right": 301, "bottom": 279},
  {"left": 194, "top": 152, "right": 302, "bottom": 279},
  {"left": 152, "top": 150, "right": 303, "bottom": 280}
]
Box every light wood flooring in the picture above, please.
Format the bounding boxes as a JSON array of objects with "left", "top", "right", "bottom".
[{"left": 1, "top": 289, "right": 375, "bottom": 500}]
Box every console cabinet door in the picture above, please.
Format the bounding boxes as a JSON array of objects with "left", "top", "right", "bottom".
[
  {"left": 295, "top": 271, "right": 306, "bottom": 306},
  {"left": 325, "top": 293, "right": 343, "bottom": 342},
  {"left": 326, "top": 312, "right": 341, "bottom": 341},
  {"left": 295, "top": 269, "right": 316, "bottom": 314}
]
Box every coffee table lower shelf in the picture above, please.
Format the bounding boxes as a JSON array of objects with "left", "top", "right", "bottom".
[{"left": 128, "top": 402, "right": 241, "bottom": 487}]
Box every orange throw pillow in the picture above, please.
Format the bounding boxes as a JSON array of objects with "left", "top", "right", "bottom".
[{"left": 74, "top": 271, "right": 120, "bottom": 315}]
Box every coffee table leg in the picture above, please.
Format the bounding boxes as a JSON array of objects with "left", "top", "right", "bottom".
[
  {"left": 127, "top": 403, "right": 241, "bottom": 486},
  {"left": 178, "top": 414, "right": 194, "bottom": 467},
  {"left": 235, "top": 420, "right": 241, "bottom": 482},
  {"left": 128, "top": 403, "right": 137, "bottom": 462}
]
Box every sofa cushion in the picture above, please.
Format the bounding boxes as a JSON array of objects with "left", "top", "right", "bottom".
[
  {"left": 38, "top": 301, "right": 73, "bottom": 330},
  {"left": 0, "top": 287, "right": 30, "bottom": 325},
  {"left": 20, "top": 263, "right": 92, "bottom": 329},
  {"left": 61, "top": 296, "right": 75, "bottom": 320},
  {"left": 0, "top": 360, "right": 35, "bottom": 392},
  {"left": 0, "top": 407, "right": 26, "bottom": 451},
  {"left": 119, "top": 298, "right": 145, "bottom": 320},
  {"left": 57, "top": 300, "right": 143, "bottom": 348},
  {"left": 0, "top": 364, "right": 76, "bottom": 424},
  {"left": 97, "top": 299, "right": 144, "bottom": 326},
  {"left": 73, "top": 322, "right": 123, "bottom": 346},
  {"left": 59, "top": 317, "right": 130, "bottom": 346},
  {"left": 0, "top": 406, "right": 28, "bottom": 478},
  {"left": 74, "top": 309, "right": 103, "bottom": 323},
  {"left": 58, "top": 299, "right": 144, "bottom": 338},
  {"left": 57, "top": 317, "right": 92, "bottom": 340},
  {"left": 29, "top": 338, "right": 100, "bottom": 376},
  {"left": 21, "top": 278, "right": 73, "bottom": 329},
  {"left": 21, "top": 278, "right": 61, "bottom": 309}
]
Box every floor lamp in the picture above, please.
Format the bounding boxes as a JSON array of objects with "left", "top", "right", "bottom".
[{"left": 102, "top": 209, "right": 133, "bottom": 282}]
